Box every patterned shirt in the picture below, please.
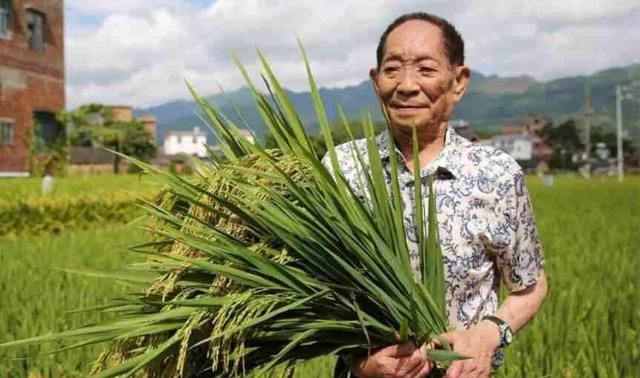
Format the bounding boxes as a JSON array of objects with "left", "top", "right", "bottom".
[{"left": 323, "top": 127, "right": 545, "bottom": 332}]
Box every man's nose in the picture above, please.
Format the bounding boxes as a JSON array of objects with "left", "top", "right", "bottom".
[{"left": 396, "top": 69, "right": 420, "bottom": 96}]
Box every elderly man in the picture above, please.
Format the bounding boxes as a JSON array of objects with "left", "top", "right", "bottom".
[{"left": 327, "top": 12, "right": 548, "bottom": 378}]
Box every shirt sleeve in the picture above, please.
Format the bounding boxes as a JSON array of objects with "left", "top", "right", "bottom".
[{"left": 497, "top": 168, "right": 545, "bottom": 292}]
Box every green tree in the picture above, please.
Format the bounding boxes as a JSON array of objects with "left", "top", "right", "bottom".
[
  {"left": 60, "top": 104, "right": 156, "bottom": 173},
  {"left": 590, "top": 127, "right": 635, "bottom": 158},
  {"left": 549, "top": 119, "right": 583, "bottom": 170}
]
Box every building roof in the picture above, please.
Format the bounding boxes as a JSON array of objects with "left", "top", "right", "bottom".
[{"left": 165, "top": 126, "right": 206, "bottom": 137}]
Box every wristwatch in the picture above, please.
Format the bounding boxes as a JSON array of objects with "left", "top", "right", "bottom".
[{"left": 481, "top": 315, "right": 514, "bottom": 348}]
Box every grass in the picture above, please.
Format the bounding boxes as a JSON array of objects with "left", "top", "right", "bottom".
[
  {"left": 0, "top": 175, "right": 638, "bottom": 377},
  {"left": 499, "top": 175, "right": 640, "bottom": 378},
  {"left": 0, "top": 174, "right": 156, "bottom": 201},
  {"left": 0, "top": 223, "right": 146, "bottom": 377}
]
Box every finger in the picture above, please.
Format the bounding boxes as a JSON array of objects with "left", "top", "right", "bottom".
[
  {"left": 477, "top": 367, "right": 492, "bottom": 378},
  {"left": 405, "top": 357, "right": 426, "bottom": 378},
  {"left": 446, "top": 360, "right": 463, "bottom": 378},
  {"left": 392, "top": 348, "right": 424, "bottom": 374},
  {"left": 454, "top": 360, "right": 478, "bottom": 378},
  {"left": 411, "top": 359, "right": 434, "bottom": 378}
]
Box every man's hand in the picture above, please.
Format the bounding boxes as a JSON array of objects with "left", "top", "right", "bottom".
[
  {"left": 351, "top": 342, "right": 433, "bottom": 378},
  {"left": 441, "top": 320, "right": 501, "bottom": 378}
]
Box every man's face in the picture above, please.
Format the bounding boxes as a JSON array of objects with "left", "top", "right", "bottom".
[{"left": 371, "top": 20, "right": 468, "bottom": 134}]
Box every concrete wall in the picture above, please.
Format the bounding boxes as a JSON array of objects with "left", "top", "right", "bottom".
[
  {"left": 0, "top": 0, "right": 65, "bottom": 174},
  {"left": 164, "top": 133, "right": 208, "bottom": 157},
  {"left": 110, "top": 106, "right": 134, "bottom": 122}
]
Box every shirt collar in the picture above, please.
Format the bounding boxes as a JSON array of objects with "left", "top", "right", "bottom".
[{"left": 375, "top": 126, "right": 463, "bottom": 179}]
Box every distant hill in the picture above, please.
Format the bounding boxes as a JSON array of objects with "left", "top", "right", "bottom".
[
  {"left": 470, "top": 74, "right": 538, "bottom": 94},
  {"left": 135, "top": 63, "right": 640, "bottom": 144}
]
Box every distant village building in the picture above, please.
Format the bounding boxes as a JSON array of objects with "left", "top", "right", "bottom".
[
  {"left": 0, "top": 0, "right": 65, "bottom": 176},
  {"left": 493, "top": 114, "right": 554, "bottom": 171},
  {"left": 490, "top": 134, "right": 533, "bottom": 161},
  {"left": 449, "top": 119, "right": 479, "bottom": 142},
  {"left": 157, "top": 127, "right": 254, "bottom": 174},
  {"left": 109, "top": 105, "right": 133, "bottom": 123},
  {"left": 106, "top": 105, "right": 157, "bottom": 140},
  {"left": 164, "top": 127, "right": 208, "bottom": 158},
  {"left": 67, "top": 105, "right": 156, "bottom": 174},
  {"left": 138, "top": 115, "right": 157, "bottom": 141}
]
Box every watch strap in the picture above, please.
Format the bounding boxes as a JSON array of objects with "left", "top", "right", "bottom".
[{"left": 482, "top": 315, "right": 513, "bottom": 348}]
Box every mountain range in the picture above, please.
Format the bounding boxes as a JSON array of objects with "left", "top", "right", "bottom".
[{"left": 135, "top": 63, "right": 640, "bottom": 143}]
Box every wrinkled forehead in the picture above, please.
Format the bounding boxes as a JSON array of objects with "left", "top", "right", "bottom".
[{"left": 382, "top": 20, "right": 448, "bottom": 64}]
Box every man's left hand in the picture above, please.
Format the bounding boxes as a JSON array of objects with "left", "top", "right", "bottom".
[{"left": 440, "top": 320, "right": 501, "bottom": 378}]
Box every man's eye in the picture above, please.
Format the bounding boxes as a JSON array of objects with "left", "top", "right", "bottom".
[
  {"left": 383, "top": 66, "right": 399, "bottom": 74},
  {"left": 419, "top": 67, "right": 436, "bottom": 75}
]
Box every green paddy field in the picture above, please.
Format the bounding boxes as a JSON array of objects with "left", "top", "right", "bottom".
[{"left": 1, "top": 175, "right": 638, "bottom": 377}]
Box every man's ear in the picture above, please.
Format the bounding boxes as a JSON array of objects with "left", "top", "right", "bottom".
[
  {"left": 369, "top": 67, "right": 380, "bottom": 94},
  {"left": 453, "top": 65, "right": 471, "bottom": 102}
]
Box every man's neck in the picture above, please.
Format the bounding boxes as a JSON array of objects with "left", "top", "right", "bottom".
[{"left": 392, "top": 122, "right": 448, "bottom": 173}]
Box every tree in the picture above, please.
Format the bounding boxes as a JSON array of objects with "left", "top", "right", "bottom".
[
  {"left": 61, "top": 104, "right": 156, "bottom": 173},
  {"left": 549, "top": 119, "right": 583, "bottom": 170}
]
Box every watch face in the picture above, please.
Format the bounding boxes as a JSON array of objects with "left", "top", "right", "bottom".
[{"left": 504, "top": 327, "right": 513, "bottom": 344}]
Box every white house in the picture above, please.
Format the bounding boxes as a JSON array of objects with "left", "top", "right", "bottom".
[
  {"left": 490, "top": 134, "right": 533, "bottom": 161},
  {"left": 163, "top": 127, "right": 208, "bottom": 158}
]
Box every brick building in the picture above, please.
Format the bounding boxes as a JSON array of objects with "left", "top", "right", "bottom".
[{"left": 0, "top": 0, "right": 64, "bottom": 176}]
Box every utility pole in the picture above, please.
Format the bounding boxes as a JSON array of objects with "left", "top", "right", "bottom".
[
  {"left": 583, "top": 84, "right": 592, "bottom": 178},
  {"left": 616, "top": 85, "right": 624, "bottom": 182}
]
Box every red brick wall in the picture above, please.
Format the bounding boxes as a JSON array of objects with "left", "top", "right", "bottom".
[{"left": 0, "top": 0, "right": 65, "bottom": 173}]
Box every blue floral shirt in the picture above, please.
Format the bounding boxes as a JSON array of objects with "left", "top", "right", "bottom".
[{"left": 323, "top": 127, "right": 545, "bottom": 332}]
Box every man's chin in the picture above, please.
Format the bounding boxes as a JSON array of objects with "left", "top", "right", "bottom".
[{"left": 388, "top": 116, "right": 431, "bottom": 130}]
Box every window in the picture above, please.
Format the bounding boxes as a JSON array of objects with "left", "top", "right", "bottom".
[
  {"left": 0, "top": 0, "right": 12, "bottom": 39},
  {"left": 0, "top": 121, "right": 14, "bottom": 145},
  {"left": 26, "top": 9, "right": 45, "bottom": 53}
]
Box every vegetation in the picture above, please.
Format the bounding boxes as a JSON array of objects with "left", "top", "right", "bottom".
[
  {"left": 1, "top": 176, "right": 638, "bottom": 377},
  {"left": 61, "top": 104, "right": 156, "bottom": 173},
  {"left": 264, "top": 116, "right": 386, "bottom": 158},
  {"left": 29, "top": 116, "right": 69, "bottom": 177},
  {"left": 548, "top": 119, "right": 637, "bottom": 170},
  {"left": 0, "top": 191, "right": 145, "bottom": 237},
  {"left": 499, "top": 176, "right": 640, "bottom": 378},
  {"left": 1, "top": 50, "right": 460, "bottom": 377},
  {"left": 1, "top": 55, "right": 638, "bottom": 378},
  {"left": 0, "top": 174, "right": 155, "bottom": 200},
  {"left": 0, "top": 224, "right": 145, "bottom": 377},
  {"left": 0, "top": 175, "right": 156, "bottom": 236}
]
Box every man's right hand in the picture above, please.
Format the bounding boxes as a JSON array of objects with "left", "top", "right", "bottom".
[{"left": 350, "top": 342, "right": 433, "bottom": 378}]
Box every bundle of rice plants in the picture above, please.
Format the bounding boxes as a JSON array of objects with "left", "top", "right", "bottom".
[{"left": 1, "top": 46, "right": 463, "bottom": 377}]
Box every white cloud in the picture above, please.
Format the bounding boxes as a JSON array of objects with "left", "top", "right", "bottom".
[
  {"left": 65, "top": 0, "right": 179, "bottom": 16},
  {"left": 64, "top": 0, "right": 640, "bottom": 108}
]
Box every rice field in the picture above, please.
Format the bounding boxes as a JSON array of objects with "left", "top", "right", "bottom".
[
  {"left": 0, "top": 174, "right": 156, "bottom": 201},
  {"left": 0, "top": 175, "right": 638, "bottom": 377}
]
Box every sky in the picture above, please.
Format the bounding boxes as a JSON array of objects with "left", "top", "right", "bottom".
[{"left": 64, "top": 0, "right": 640, "bottom": 109}]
